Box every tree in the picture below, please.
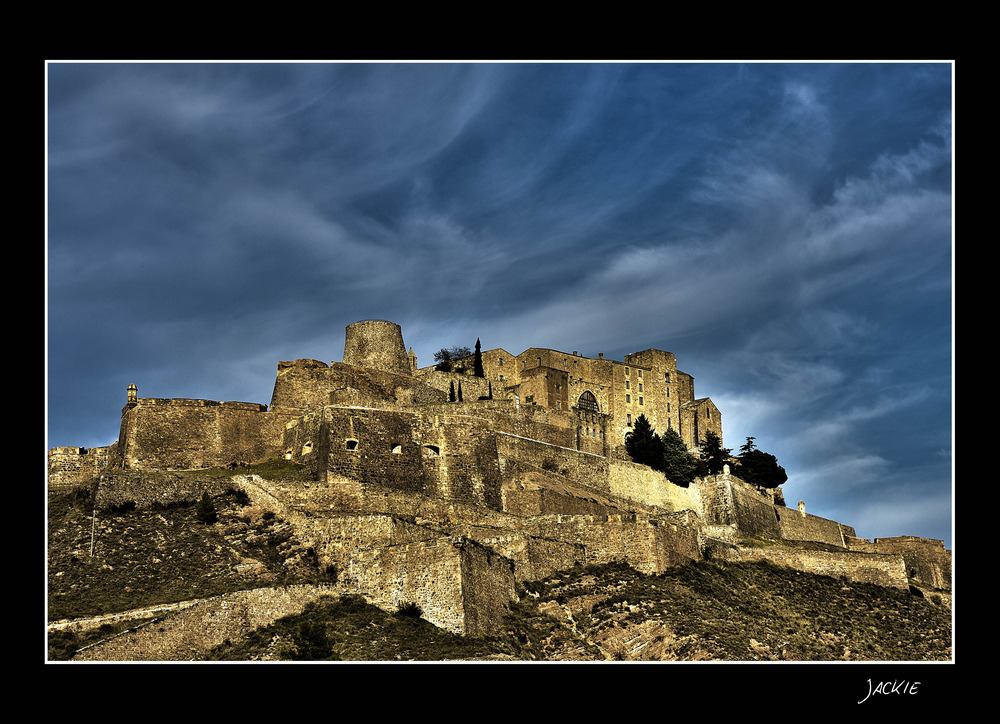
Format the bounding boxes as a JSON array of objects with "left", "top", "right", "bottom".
[
  {"left": 449, "top": 381, "right": 456, "bottom": 402},
  {"left": 733, "top": 443, "right": 788, "bottom": 489},
  {"left": 660, "top": 427, "right": 699, "bottom": 487},
  {"left": 699, "top": 430, "right": 731, "bottom": 475},
  {"left": 473, "top": 338, "right": 485, "bottom": 377},
  {"left": 195, "top": 491, "right": 217, "bottom": 525},
  {"left": 433, "top": 346, "right": 472, "bottom": 372},
  {"left": 624, "top": 414, "right": 663, "bottom": 470}
]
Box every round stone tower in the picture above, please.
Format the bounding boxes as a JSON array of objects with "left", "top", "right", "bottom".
[{"left": 342, "top": 320, "right": 412, "bottom": 376}]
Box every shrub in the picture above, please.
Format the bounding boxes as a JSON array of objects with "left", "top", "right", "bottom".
[
  {"left": 396, "top": 601, "right": 423, "bottom": 618},
  {"left": 195, "top": 492, "right": 218, "bottom": 525}
]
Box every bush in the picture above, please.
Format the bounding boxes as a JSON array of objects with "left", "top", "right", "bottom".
[
  {"left": 396, "top": 601, "right": 423, "bottom": 618},
  {"left": 195, "top": 492, "right": 217, "bottom": 525},
  {"left": 282, "top": 620, "right": 339, "bottom": 661}
]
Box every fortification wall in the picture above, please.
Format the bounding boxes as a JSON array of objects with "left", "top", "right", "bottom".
[
  {"left": 93, "top": 470, "right": 242, "bottom": 511},
  {"left": 345, "top": 536, "right": 515, "bottom": 635},
  {"left": 524, "top": 514, "right": 701, "bottom": 575},
  {"left": 497, "top": 433, "right": 611, "bottom": 494},
  {"left": 776, "top": 506, "right": 854, "bottom": 547},
  {"left": 501, "top": 473, "right": 628, "bottom": 517},
  {"left": 412, "top": 400, "right": 575, "bottom": 449},
  {"left": 709, "top": 544, "right": 909, "bottom": 589},
  {"left": 270, "top": 359, "right": 447, "bottom": 412},
  {"left": 415, "top": 370, "right": 503, "bottom": 403},
  {"left": 284, "top": 407, "right": 504, "bottom": 512},
  {"left": 465, "top": 531, "right": 586, "bottom": 582},
  {"left": 71, "top": 584, "right": 339, "bottom": 661},
  {"left": 117, "top": 399, "right": 293, "bottom": 471},
  {"left": 848, "top": 536, "right": 952, "bottom": 590},
  {"left": 607, "top": 459, "right": 702, "bottom": 514},
  {"left": 48, "top": 445, "right": 112, "bottom": 490}
]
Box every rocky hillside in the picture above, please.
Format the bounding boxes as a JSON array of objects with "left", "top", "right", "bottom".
[{"left": 47, "top": 473, "right": 951, "bottom": 663}]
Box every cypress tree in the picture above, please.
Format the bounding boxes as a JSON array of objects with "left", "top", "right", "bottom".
[
  {"left": 474, "top": 338, "right": 485, "bottom": 377},
  {"left": 661, "top": 428, "right": 699, "bottom": 487},
  {"left": 624, "top": 414, "right": 663, "bottom": 470},
  {"left": 449, "top": 381, "right": 456, "bottom": 402}
]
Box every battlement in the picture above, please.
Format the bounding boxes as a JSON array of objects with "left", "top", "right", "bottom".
[{"left": 126, "top": 398, "right": 268, "bottom": 412}]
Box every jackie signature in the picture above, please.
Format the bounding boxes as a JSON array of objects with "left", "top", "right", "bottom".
[{"left": 859, "top": 679, "right": 920, "bottom": 704}]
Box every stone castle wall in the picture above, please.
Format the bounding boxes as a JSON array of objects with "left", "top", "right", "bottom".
[
  {"left": 346, "top": 535, "right": 516, "bottom": 635},
  {"left": 524, "top": 513, "right": 702, "bottom": 575},
  {"left": 270, "top": 359, "right": 448, "bottom": 412},
  {"left": 284, "top": 406, "right": 504, "bottom": 512},
  {"left": 776, "top": 506, "right": 855, "bottom": 547},
  {"left": 847, "top": 536, "right": 952, "bottom": 590},
  {"left": 708, "top": 543, "right": 909, "bottom": 589},
  {"left": 48, "top": 445, "right": 112, "bottom": 490},
  {"left": 117, "top": 398, "right": 295, "bottom": 472},
  {"left": 71, "top": 584, "right": 340, "bottom": 661}
]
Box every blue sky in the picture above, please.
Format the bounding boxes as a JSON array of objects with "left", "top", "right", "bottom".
[{"left": 46, "top": 62, "right": 953, "bottom": 548}]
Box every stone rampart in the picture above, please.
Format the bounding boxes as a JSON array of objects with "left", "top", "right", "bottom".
[
  {"left": 847, "top": 536, "right": 952, "bottom": 590},
  {"left": 775, "top": 506, "right": 854, "bottom": 547},
  {"left": 524, "top": 513, "right": 701, "bottom": 575},
  {"left": 71, "top": 584, "right": 339, "bottom": 661},
  {"left": 607, "top": 459, "right": 703, "bottom": 514},
  {"left": 708, "top": 544, "right": 909, "bottom": 589},
  {"left": 285, "top": 406, "right": 504, "bottom": 512},
  {"left": 270, "top": 359, "right": 447, "bottom": 413},
  {"left": 117, "top": 399, "right": 294, "bottom": 471},
  {"left": 48, "top": 445, "right": 112, "bottom": 490},
  {"left": 346, "top": 535, "right": 515, "bottom": 635}
]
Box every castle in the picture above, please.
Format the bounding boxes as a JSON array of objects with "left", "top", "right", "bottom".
[{"left": 48, "top": 320, "right": 952, "bottom": 639}]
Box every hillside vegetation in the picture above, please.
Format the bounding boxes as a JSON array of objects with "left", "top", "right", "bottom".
[{"left": 47, "top": 471, "right": 951, "bottom": 662}]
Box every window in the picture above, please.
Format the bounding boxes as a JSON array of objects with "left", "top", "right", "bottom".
[
  {"left": 625, "top": 367, "right": 630, "bottom": 376},
  {"left": 302, "top": 441, "right": 313, "bottom": 454},
  {"left": 638, "top": 370, "right": 643, "bottom": 378},
  {"left": 423, "top": 445, "right": 440, "bottom": 457},
  {"left": 626, "top": 394, "right": 631, "bottom": 403},
  {"left": 639, "top": 397, "right": 644, "bottom": 405},
  {"left": 666, "top": 387, "right": 670, "bottom": 397},
  {"left": 638, "top": 383, "right": 643, "bottom": 392},
  {"left": 345, "top": 439, "right": 358, "bottom": 450},
  {"left": 664, "top": 372, "right": 670, "bottom": 383},
  {"left": 577, "top": 391, "right": 600, "bottom": 413},
  {"left": 625, "top": 380, "right": 630, "bottom": 390},
  {"left": 391, "top": 444, "right": 402, "bottom": 454},
  {"left": 627, "top": 414, "right": 632, "bottom": 426}
]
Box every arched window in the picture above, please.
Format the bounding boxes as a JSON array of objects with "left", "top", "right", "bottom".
[{"left": 577, "top": 391, "right": 599, "bottom": 413}]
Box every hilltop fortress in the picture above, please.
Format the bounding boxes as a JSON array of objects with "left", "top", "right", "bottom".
[{"left": 48, "top": 320, "right": 951, "bottom": 638}]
